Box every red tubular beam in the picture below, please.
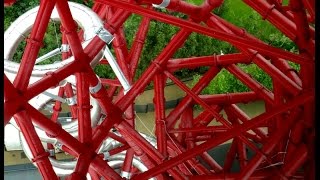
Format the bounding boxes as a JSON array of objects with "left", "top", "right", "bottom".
[
  {"left": 154, "top": 73, "right": 168, "bottom": 157},
  {"left": 280, "top": 144, "right": 308, "bottom": 178},
  {"left": 244, "top": 0, "right": 314, "bottom": 52},
  {"left": 198, "top": 92, "right": 259, "bottom": 105},
  {"left": 4, "top": 75, "right": 22, "bottom": 125},
  {"left": 289, "top": 0, "right": 314, "bottom": 55},
  {"left": 223, "top": 139, "right": 238, "bottom": 172},
  {"left": 116, "top": 121, "right": 186, "bottom": 179},
  {"left": 225, "top": 110, "right": 247, "bottom": 169},
  {"left": 85, "top": 10, "right": 131, "bottom": 60},
  {"left": 100, "top": 78, "right": 121, "bottom": 86},
  {"left": 138, "top": 0, "right": 219, "bottom": 21},
  {"left": 121, "top": 148, "right": 135, "bottom": 175},
  {"left": 199, "top": 152, "right": 223, "bottom": 173},
  {"left": 108, "top": 144, "right": 130, "bottom": 156},
  {"left": 302, "top": 0, "right": 315, "bottom": 22},
  {"left": 131, "top": 90, "right": 313, "bottom": 179},
  {"left": 97, "top": 0, "right": 312, "bottom": 64},
  {"left": 64, "top": 83, "right": 78, "bottom": 119},
  {"left": 206, "top": 16, "right": 302, "bottom": 96},
  {"left": 164, "top": 70, "right": 277, "bottom": 167},
  {"left": 117, "top": 127, "right": 167, "bottom": 179},
  {"left": 60, "top": 26, "right": 71, "bottom": 60},
  {"left": 226, "top": 65, "right": 274, "bottom": 105},
  {"left": 13, "top": 0, "right": 56, "bottom": 90},
  {"left": 243, "top": 0, "right": 296, "bottom": 41},
  {"left": 56, "top": 1, "right": 93, "bottom": 177},
  {"left": 166, "top": 139, "right": 212, "bottom": 175},
  {"left": 182, "top": 106, "right": 195, "bottom": 149},
  {"left": 88, "top": 168, "right": 100, "bottom": 180},
  {"left": 75, "top": 73, "right": 92, "bottom": 143},
  {"left": 55, "top": 1, "right": 88, "bottom": 61},
  {"left": 128, "top": 16, "right": 151, "bottom": 78},
  {"left": 167, "top": 67, "right": 220, "bottom": 128},
  {"left": 166, "top": 53, "right": 250, "bottom": 71},
  {"left": 208, "top": 14, "right": 303, "bottom": 87},
  {"left": 90, "top": 157, "right": 122, "bottom": 180},
  {"left": 112, "top": 30, "right": 131, "bottom": 82},
  {"left": 50, "top": 86, "right": 64, "bottom": 123},
  {"left": 14, "top": 111, "right": 58, "bottom": 179},
  {"left": 169, "top": 126, "right": 228, "bottom": 134},
  {"left": 116, "top": 29, "right": 192, "bottom": 110},
  {"left": 25, "top": 61, "right": 80, "bottom": 101},
  {"left": 225, "top": 104, "right": 268, "bottom": 140},
  {"left": 237, "top": 109, "right": 302, "bottom": 179},
  {"left": 108, "top": 132, "right": 127, "bottom": 145},
  {"left": 193, "top": 106, "right": 222, "bottom": 127},
  {"left": 25, "top": 104, "right": 121, "bottom": 179}
]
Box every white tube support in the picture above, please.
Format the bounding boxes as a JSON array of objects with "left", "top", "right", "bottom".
[
  {"left": 103, "top": 47, "right": 131, "bottom": 94},
  {"left": 35, "top": 47, "right": 61, "bottom": 64}
]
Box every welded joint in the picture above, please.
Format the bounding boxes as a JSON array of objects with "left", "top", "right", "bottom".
[
  {"left": 60, "top": 44, "right": 70, "bottom": 52},
  {"left": 89, "top": 81, "right": 102, "bottom": 94},
  {"left": 95, "top": 27, "right": 114, "bottom": 44},
  {"left": 66, "top": 95, "right": 77, "bottom": 106},
  {"left": 152, "top": 0, "right": 170, "bottom": 8},
  {"left": 120, "top": 171, "right": 131, "bottom": 179},
  {"left": 31, "top": 151, "right": 50, "bottom": 163}
]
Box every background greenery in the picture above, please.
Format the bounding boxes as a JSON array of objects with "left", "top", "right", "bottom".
[{"left": 4, "top": 0, "right": 299, "bottom": 94}]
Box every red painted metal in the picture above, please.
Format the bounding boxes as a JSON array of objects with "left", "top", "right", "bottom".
[{"left": 3, "top": 0, "right": 315, "bottom": 179}]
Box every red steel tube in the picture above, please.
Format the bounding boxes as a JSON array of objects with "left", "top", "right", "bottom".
[
  {"left": 64, "top": 83, "right": 78, "bottom": 119},
  {"left": 225, "top": 104, "right": 268, "bottom": 140},
  {"left": 164, "top": 70, "right": 280, "bottom": 167},
  {"left": 4, "top": 75, "right": 23, "bottom": 125},
  {"left": 166, "top": 67, "right": 221, "bottom": 128},
  {"left": 168, "top": 126, "right": 228, "bottom": 134},
  {"left": 223, "top": 139, "right": 238, "bottom": 172},
  {"left": 25, "top": 104, "right": 122, "bottom": 179},
  {"left": 121, "top": 148, "right": 135, "bottom": 176},
  {"left": 208, "top": 14, "right": 303, "bottom": 87},
  {"left": 166, "top": 53, "right": 250, "bottom": 72},
  {"left": 154, "top": 73, "right": 168, "bottom": 157},
  {"left": 226, "top": 64, "right": 274, "bottom": 105},
  {"left": 198, "top": 92, "right": 259, "bottom": 105},
  {"left": 116, "top": 120, "right": 186, "bottom": 179},
  {"left": 116, "top": 29, "right": 192, "bottom": 110},
  {"left": 289, "top": 0, "right": 314, "bottom": 55},
  {"left": 225, "top": 110, "right": 247, "bottom": 169},
  {"left": 193, "top": 106, "right": 222, "bottom": 127},
  {"left": 13, "top": 0, "right": 56, "bottom": 90},
  {"left": 128, "top": 16, "right": 151, "bottom": 78},
  {"left": 237, "top": 109, "right": 303, "bottom": 179},
  {"left": 206, "top": 15, "right": 302, "bottom": 96},
  {"left": 244, "top": 0, "right": 314, "bottom": 52},
  {"left": 14, "top": 111, "right": 58, "bottom": 179},
  {"left": 25, "top": 61, "right": 80, "bottom": 101},
  {"left": 97, "top": 0, "right": 312, "bottom": 65},
  {"left": 131, "top": 90, "right": 313, "bottom": 179},
  {"left": 166, "top": 139, "right": 212, "bottom": 175}
]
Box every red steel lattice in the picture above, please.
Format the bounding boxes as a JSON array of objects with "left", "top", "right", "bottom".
[{"left": 4, "top": 0, "right": 315, "bottom": 179}]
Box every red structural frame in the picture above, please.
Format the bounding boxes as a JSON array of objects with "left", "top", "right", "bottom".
[{"left": 3, "top": 0, "right": 315, "bottom": 179}]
